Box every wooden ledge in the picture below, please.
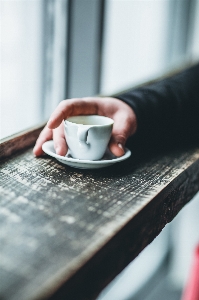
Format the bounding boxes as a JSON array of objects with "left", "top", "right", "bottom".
[
  {"left": 1, "top": 143, "right": 199, "bottom": 300},
  {"left": 0, "top": 123, "right": 45, "bottom": 160},
  {"left": 1, "top": 63, "right": 199, "bottom": 299}
]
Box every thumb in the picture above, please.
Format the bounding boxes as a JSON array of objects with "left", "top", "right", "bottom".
[
  {"left": 108, "top": 110, "right": 137, "bottom": 157},
  {"left": 109, "top": 133, "right": 127, "bottom": 157},
  {"left": 109, "top": 112, "right": 137, "bottom": 157}
]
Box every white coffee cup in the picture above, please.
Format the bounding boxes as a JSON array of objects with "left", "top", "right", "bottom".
[{"left": 64, "top": 115, "right": 114, "bottom": 160}]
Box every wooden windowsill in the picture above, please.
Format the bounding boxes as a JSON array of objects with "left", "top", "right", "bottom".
[
  {"left": 1, "top": 138, "right": 199, "bottom": 300},
  {"left": 1, "top": 63, "right": 199, "bottom": 300}
]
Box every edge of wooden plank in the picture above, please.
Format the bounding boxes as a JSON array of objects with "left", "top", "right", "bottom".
[
  {"left": 0, "top": 123, "right": 46, "bottom": 160},
  {"left": 32, "top": 153, "right": 199, "bottom": 300}
]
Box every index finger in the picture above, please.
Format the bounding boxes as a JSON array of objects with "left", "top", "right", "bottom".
[{"left": 47, "top": 98, "right": 98, "bottom": 129}]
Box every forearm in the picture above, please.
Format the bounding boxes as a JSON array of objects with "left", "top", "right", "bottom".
[{"left": 116, "top": 63, "right": 199, "bottom": 148}]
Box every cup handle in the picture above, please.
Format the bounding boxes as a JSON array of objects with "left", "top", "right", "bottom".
[{"left": 77, "top": 127, "right": 90, "bottom": 148}]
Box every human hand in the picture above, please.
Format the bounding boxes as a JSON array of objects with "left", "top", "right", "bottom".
[{"left": 33, "top": 97, "right": 137, "bottom": 157}]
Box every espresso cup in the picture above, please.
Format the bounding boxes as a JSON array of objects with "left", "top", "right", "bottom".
[{"left": 64, "top": 115, "right": 114, "bottom": 160}]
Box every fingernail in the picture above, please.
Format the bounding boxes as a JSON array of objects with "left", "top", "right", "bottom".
[
  {"left": 55, "top": 146, "right": 61, "bottom": 154},
  {"left": 118, "top": 143, "right": 124, "bottom": 150},
  {"left": 56, "top": 146, "right": 64, "bottom": 156},
  {"left": 33, "top": 147, "right": 37, "bottom": 156},
  {"left": 47, "top": 120, "right": 51, "bottom": 127}
]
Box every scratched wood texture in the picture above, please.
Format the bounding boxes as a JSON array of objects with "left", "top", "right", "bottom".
[
  {"left": 0, "top": 123, "right": 45, "bottom": 160},
  {"left": 1, "top": 144, "right": 199, "bottom": 300}
]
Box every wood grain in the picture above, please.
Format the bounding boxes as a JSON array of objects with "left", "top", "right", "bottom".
[
  {"left": 1, "top": 145, "right": 199, "bottom": 300},
  {"left": 0, "top": 123, "right": 45, "bottom": 160}
]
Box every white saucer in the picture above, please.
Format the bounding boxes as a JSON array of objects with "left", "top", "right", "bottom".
[{"left": 42, "top": 140, "right": 131, "bottom": 169}]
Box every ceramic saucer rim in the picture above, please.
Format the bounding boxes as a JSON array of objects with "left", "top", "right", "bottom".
[{"left": 42, "top": 140, "right": 131, "bottom": 164}]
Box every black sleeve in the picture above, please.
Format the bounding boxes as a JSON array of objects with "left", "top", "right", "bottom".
[{"left": 116, "top": 63, "right": 199, "bottom": 150}]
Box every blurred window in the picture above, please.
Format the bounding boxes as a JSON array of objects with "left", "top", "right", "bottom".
[
  {"left": 1, "top": 0, "right": 199, "bottom": 140},
  {"left": 101, "top": 0, "right": 199, "bottom": 95},
  {"left": 0, "top": 0, "right": 67, "bottom": 139}
]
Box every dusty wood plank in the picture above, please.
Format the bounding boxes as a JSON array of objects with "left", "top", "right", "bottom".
[
  {"left": 0, "top": 123, "right": 45, "bottom": 160},
  {"left": 0, "top": 145, "right": 199, "bottom": 300}
]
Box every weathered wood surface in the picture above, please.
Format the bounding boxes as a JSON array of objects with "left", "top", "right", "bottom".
[
  {"left": 1, "top": 145, "right": 199, "bottom": 300},
  {"left": 0, "top": 123, "right": 45, "bottom": 160}
]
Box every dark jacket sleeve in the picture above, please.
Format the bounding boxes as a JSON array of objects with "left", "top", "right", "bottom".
[{"left": 116, "top": 63, "right": 199, "bottom": 150}]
